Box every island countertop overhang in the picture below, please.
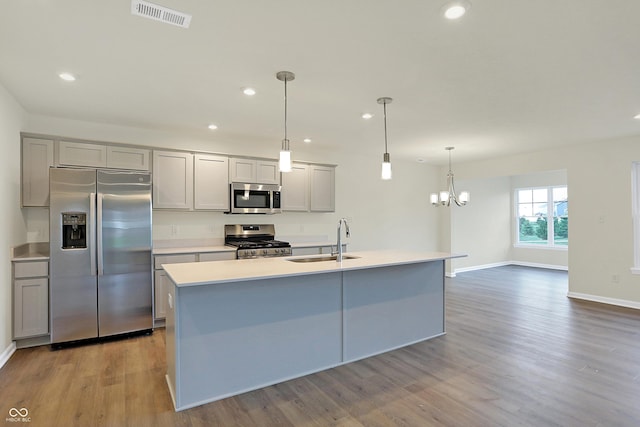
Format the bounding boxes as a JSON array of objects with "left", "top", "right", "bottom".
[{"left": 162, "top": 250, "right": 465, "bottom": 287}]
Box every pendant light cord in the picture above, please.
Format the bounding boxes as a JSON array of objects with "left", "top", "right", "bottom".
[
  {"left": 284, "top": 78, "right": 288, "bottom": 142},
  {"left": 383, "top": 101, "right": 388, "bottom": 154}
]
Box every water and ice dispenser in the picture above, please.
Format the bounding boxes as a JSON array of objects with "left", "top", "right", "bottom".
[{"left": 61, "top": 212, "right": 87, "bottom": 249}]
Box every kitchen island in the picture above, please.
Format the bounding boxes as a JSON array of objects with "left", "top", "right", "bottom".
[{"left": 163, "top": 250, "right": 462, "bottom": 411}]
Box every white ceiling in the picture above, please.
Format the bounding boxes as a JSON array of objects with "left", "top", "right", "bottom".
[{"left": 1, "top": 0, "right": 640, "bottom": 164}]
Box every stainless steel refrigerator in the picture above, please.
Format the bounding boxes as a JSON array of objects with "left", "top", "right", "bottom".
[{"left": 49, "top": 168, "right": 153, "bottom": 344}]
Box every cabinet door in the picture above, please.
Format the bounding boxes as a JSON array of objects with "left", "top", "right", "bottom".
[
  {"left": 256, "top": 160, "right": 280, "bottom": 184},
  {"left": 107, "top": 146, "right": 150, "bottom": 170},
  {"left": 281, "top": 163, "right": 309, "bottom": 211},
  {"left": 154, "top": 270, "right": 169, "bottom": 320},
  {"left": 14, "top": 278, "right": 49, "bottom": 338},
  {"left": 22, "top": 138, "right": 54, "bottom": 207},
  {"left": 58, "top": 141, "right": 107, "bottom": 167},
  {"left": 229, "top": 158, "right": 256, "bottom": 183},
  {"left": 310, "top": 166, "right": 336, "bottom": 212},
  {"left": 198, "top": 252, "right": 236, "bottom": 262},
  {"left": 194, "top": 154, "right": 229, "bottom": 210},
  {"left": 152, "top": 151, "right": 194, "bottom": 209}
]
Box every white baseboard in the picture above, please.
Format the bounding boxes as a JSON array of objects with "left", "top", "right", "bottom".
[
  {"left": 510, "top": 261, "right": 568, "bottom": 271},
  {"left": 0, "top": 341, "right": 16, "bottom": 369},
  {"left": 567, "top": 292, "right": 640, "bottom": 310},
  {"left": 452, "top": 260, "right": 568, "bottom": 276},
  {"left": 453, "top": 261, "right": 512, "bottom": 275}
]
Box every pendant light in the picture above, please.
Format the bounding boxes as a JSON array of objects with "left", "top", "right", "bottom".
[
  {"left": 276, "top": 71, "right": 295, "bottom": 172},
  {"left": 430, "top": 146, "right": 469, "bottom": 206},
  {"left": 378, "top": 97, "right": 393, "bottom": 180}
]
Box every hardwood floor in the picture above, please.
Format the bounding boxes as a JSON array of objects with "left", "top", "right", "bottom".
[{"left": 2, "top": 266, "right": 640, "bottom": 426}]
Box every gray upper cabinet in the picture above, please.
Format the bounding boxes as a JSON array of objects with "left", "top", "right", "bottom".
[
  {"left": 106, "top": 146, "right": 150, "bottom": 170},
  {"left": 256, "top": 160, "right": 280, "bottom": 184},
  {"left": 229, "top": 158, "right": 280, "bottom": 184},
  {"left": 194, "top": 154, "right": 229, "bottom": 211},
  {"left": 281, "top": 163, "right": 309, "bottom": 211},
  {"left": 282, "top": 163, "right": 336, "bottom": 212},
  {"left": 20, "top": 133, "right": 334, "bottom": 213},
  {"left": 310, "top": 165, "right": 335, "bottom": 212},
  {"left": 58, "top": 141, "right": 107, "bottom": 167},
  {"left": 59, "top": 140, "right": 150, "bottom": 170},
  {"left": 22, "top": 137, "right": 54, "bottom": 207},
  {"left": 153, "top": 151, "right": 194, "bottom": 209}
]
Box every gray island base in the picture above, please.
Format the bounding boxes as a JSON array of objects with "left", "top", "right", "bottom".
[{"left": 163, "top": 250, "right": 461, "bottom": 411}]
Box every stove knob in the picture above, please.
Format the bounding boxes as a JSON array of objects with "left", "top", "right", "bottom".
[
  {"left": 251, "top": 250, "right": 256, "bottom": 255},
  {"left": 262, "top": 249, "right": 268, "bottom": 256}
]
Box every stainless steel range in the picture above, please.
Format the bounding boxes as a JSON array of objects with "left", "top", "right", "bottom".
[{"left": 225, "top": 224, "right": 292, "bottom": 259}]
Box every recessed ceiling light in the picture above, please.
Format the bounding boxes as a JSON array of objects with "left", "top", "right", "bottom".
[
  {"left": 634, "top": 113, "right": 640, "bottom": 119},
  {"left": 443, "top": 1, "right": 470, "bottom": 20},
  {"left": 59, "top": 72, "right": 77, "bottom": 82},
  {"left": 416, "top": 158, "right": 426, "bottom": 163},
  {"left": 362, "top": 113, "right": 373, "bottom": 120},
  {"left": 243, "top": 87, "right": 256, "bottom": 96},
  {"left": 303, "top": 138, "right": 312, "bottom": 143},
  {"left": 208, "top": 124, "right": 218, "bottom": 130}
]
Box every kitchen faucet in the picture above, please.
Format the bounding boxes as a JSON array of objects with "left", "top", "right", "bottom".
[{"left": 334, "top": 218, "right": 350, "bottom": 262}]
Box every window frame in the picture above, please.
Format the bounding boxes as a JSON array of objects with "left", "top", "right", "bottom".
[{"left": 514, "top": 185, "right": 568, "bottom": 250}]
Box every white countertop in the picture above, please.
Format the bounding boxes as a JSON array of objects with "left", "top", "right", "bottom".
[
  {"left": 163, "top": 250, "right": 465, "bottom": 287},
  {"left": 153, "top": 245, "right": 234, "bottom": 255},
  {"left": 152, "top": 241, "right": 338, "bottom": 255}
]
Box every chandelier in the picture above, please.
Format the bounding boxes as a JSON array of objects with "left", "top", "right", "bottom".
[{"left": 430, "top": 147, "right": 469, "bottom": 206}]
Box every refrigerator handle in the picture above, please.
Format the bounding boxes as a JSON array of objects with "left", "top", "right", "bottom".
[
  {"left": 90, "top": 192, "right": 97, "bottom": 276},
  {"left": 97, "top": 193, "right": 104, "bottom": 276}
]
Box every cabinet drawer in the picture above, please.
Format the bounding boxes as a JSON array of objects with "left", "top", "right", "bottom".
[
  {"left": 14, "top": 261, "right": 49, "bottom": 278},
  {"left": 154, "top": 254, "right": 197, "bottom": 269},
  {"left": 199, "top": 252, "right": 236, "bottom": 262}
]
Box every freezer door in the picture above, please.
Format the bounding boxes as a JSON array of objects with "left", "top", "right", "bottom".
[
  {"left": 50, "top": 168, "right": 98, "bottom": 343},
  {"left": 97, "top": 170, "right": 153, "bottom": 336}
]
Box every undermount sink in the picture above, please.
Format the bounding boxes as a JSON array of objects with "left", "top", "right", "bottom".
[{"left": 287, "top": 255, "right": 361, "bottom": 263}]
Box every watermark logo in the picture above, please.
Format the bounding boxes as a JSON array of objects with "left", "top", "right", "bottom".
[{"left": 6, "top": 408, "right": 30, "bottom": 423}]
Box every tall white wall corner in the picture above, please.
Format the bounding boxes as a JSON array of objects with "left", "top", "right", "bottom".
[{"left": 0, "top": 341, "right": 17, "bottom": 369}]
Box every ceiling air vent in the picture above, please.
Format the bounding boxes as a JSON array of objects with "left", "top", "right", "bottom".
[{"left": 131, "top": 0, "right": 192, "bottom": 29}]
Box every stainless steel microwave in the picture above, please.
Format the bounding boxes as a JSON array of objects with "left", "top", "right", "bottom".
[{"left": 228, "top": 182, "right": 282, "bottom": 214}]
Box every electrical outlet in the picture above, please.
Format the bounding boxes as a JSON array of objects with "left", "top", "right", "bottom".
[
  {"left": 612, "top": 274, "right": 620, "bottom": 284},
  {"left": 171, "top": 225, "right": 178, "bottom": 236}
]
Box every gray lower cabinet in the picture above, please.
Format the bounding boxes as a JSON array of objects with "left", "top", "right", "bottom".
[
  {"left": 153, "top": 251, "right": 235, "bottom": 321},
  {"left": 13, "top": 260, "right": 49, "bottom": 339},
  {"left": 154, "top": 254, "right": 197, "bottom": 321}
]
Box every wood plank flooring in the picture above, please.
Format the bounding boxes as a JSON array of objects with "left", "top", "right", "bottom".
[{"left": 2, "top": 266, "right": 640, "bottom": 426}]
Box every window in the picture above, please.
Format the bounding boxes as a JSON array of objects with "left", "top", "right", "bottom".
[{"left": 516, "top": 186, "right": 568, "bottom": 248}]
